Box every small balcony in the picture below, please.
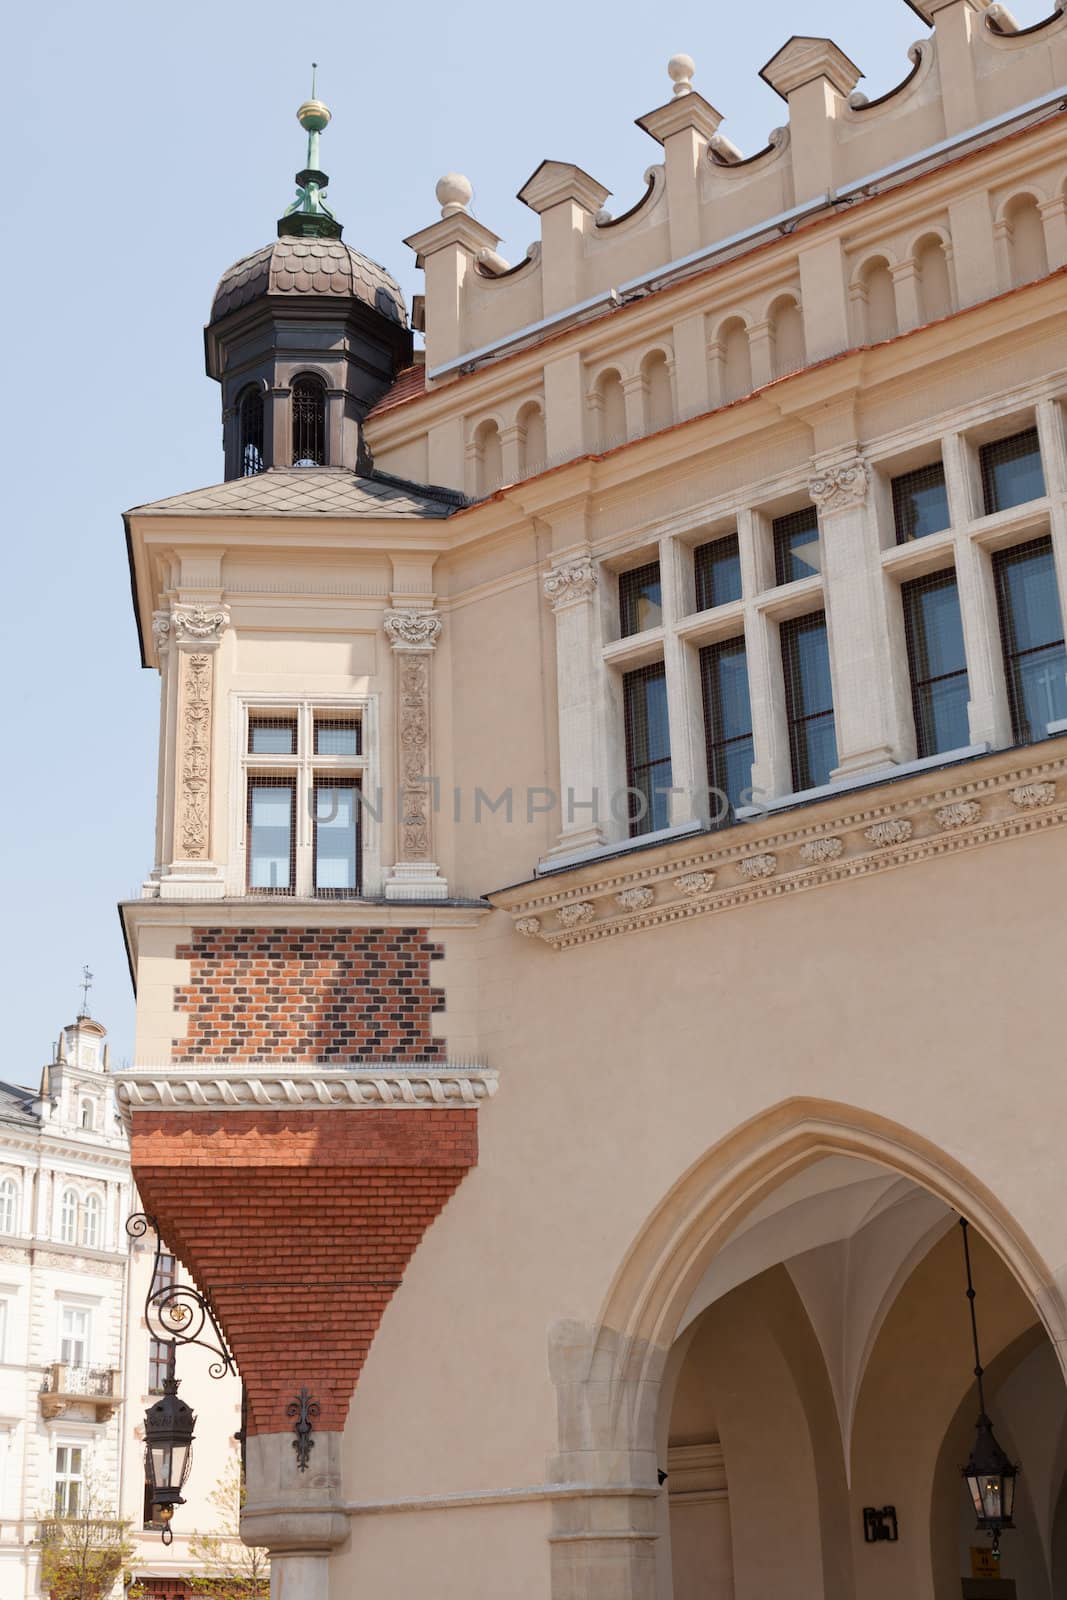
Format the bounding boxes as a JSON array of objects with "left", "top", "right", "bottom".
[{"left": 39, "top": 1363, "right": 122, "bottom": 1422}]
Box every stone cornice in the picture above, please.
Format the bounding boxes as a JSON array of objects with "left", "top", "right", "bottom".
[
  {"left": 493, "top": 743, "right": 1067, "bottom": 949},
  {"left": 114, "top": 1062, "right": 499, "bottom": 1122}
]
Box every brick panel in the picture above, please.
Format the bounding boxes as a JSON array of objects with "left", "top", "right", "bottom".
[
  {"left": 131, "top": 1108, "right": 478, "bottom": 1436},
  {"left": 172, "top": 927, "right": 445, "bottom": 1061}
]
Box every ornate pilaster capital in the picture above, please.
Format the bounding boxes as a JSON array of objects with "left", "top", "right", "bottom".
[
  {"left": 808, "top": 458, "right": 871, "bottom": 516},
  {"left": 151, "top": 611, "right": 172, "bottom": 655},
  {"left": 170, "top": 604, "right": 230, "bottom": 646},
  {"left": 543, "top": 555, "right": 598, "bottom": 611},
  {"left": 383, "top": 609, "right": 443, "bottom": 652}
]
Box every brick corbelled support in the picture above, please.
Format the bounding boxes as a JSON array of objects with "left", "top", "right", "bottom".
[
  {"left": 173, "top": 927, "right": 446, "bottom": 1060},
  {"left": 130, "top": 1106, "right": 477, "bottom": 1435}
]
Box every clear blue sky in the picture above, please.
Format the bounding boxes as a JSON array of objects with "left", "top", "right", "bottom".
[{"left": 2, "top": 0, "right": 1052, "bottom": 1075}]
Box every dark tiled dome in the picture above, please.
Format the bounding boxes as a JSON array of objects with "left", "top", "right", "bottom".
[{"left": 210, "top": 237, "right": 407, "bottom": 327}]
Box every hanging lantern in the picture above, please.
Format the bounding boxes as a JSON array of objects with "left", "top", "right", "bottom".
[
  {"left": 143, "top": 1376, "right": 196, "bottom": 1546},
  {"left": 957, "top": 1218, "right": 1020, "bottom": 1559}
]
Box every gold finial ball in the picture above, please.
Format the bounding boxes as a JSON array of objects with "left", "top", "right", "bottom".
[{"left": 297, "top": 98, "right": 332, "bottom": 134}]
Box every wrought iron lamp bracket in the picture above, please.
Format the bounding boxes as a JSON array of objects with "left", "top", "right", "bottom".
[{"left": 126, "top": 1212, "right": 237, "bottom": 1379}]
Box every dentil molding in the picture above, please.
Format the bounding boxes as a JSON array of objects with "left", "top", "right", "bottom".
[{"left": 494, "top": 748, "right": 1066, "bottom": 950}]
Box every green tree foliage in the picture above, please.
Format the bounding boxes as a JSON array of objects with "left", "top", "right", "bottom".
[{"left": 186, "top": 1456, "right": 269, "bottom": 1599}]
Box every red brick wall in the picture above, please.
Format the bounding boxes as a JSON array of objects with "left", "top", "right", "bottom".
[
  {"left": 132, "top": 1107, "right": 478, "bottom": 1436},
  {"left": 172, "top": 928, "right": 445, "bottom": 1060}
]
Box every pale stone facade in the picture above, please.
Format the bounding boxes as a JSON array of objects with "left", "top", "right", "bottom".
[
  {"left": 0, "top": 1014, "right": 240, "bottom": 1598},
  {"left": 118, "top": 7, "right": 1067, "bottom": 1598}
]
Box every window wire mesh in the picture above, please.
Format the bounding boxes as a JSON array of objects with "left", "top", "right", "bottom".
[
  {"left": 248, "top": 715, "right": 298, "bottom": 755},
  {"left": 781, "top": 611, "right": 837, "bottom": 791},
  {"left": 246, "top": 775, "right": 296, "bottom": 894},
  {"left": 994, "top": 534, "right": 1067, "bottom": 742},
  {"left": 313, "top": 716, "right": 362, "bottom": 756},
  {"left": 312, "top": 777, "right": 361, "bottom": 897},
  {"left": 618, "top": 562, "right": 663, "bottom": 637},
  {"left": 694, "top": 533, "right": 742, "bottom": 612},
  {"left": 980, "top": 428, "right": 1044, "bottom": 515},
  {"left": 773, "top": 507, "right": 821, "bottom": 586},
  {"left": 700, "top": 636, "right": 753, "bottom": 828},
  {"left": 292, "top": 377, "right": 327, "bottom": 466},
  {"left": 623, "top": 663, "right": 673, "bottom": 837},
  {"left": 901, "top": 569, "right": 970, "bottom": 758},
  {"left": 892, "top": 461, "right": 950, "bottom": 543}
]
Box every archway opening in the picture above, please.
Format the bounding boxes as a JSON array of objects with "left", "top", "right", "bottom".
[{"left": 646, "top": 1145, "right": 1066, "bottom": 1600}]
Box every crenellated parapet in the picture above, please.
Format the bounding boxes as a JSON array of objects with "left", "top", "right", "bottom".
[
  {"left": 402, "top": 5, "right": 1067, "bottom": 385},
  {"left": 367, "top": 5, "right": 1067, "bottom": 498}
]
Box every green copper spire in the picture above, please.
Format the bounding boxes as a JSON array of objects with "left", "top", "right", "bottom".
[{"left": 278, "top": 65, "right": 343, "bottom": 240}]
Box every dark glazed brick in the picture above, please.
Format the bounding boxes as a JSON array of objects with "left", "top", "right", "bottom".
[{"left": 173, "top": 928, "right": 446, "bottom": 1061}]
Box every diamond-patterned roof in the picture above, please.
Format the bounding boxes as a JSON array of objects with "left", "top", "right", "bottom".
[
  {"left": 211, "top": 237, "right": 407, "bottom": 327},
  {"left": 127, "top": 468, "right": 462, "bottom": 520}
]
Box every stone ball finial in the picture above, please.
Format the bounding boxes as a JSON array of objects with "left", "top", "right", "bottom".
[
  {"left": 436, "top": 173, "right": 473, "bottom": 218},
  {"left": 668, "top": 54, "right": 695, "bottom": 97},
  {"left": 297, "top": 98, "right": 332, "bottom": 134}
]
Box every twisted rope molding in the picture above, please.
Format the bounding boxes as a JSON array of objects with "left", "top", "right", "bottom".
[{"left": 113, "top": 1062, "right": 498, "bottom": 1117}]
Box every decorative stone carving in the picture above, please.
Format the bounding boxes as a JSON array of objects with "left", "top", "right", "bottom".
[
  {"left": 1011, "top": 782, "right": 1056, "bottom": 808},
  {"left": 397, "top": 653, "right": 433, "bottom": 860},
  {"left": 556, "top": 901, "right": 597, "bottom": 927},
  {"left": 114, "top": 1063, "right": 499, "bottom": 1116},
  {"left": 740, "top": 853, "right": 777, "bottom": 879},
  {"left": 865, "top": 819, "right": 913, "bottom": 847},
  {"left": 383, "top": 609, "right": 443, "bottom": 652},
  {"left": 543, "top": 557, "right": 598, "bottom": 610},
  {"left": 514, "top": 917, "right": 543, "bottom": 938},
  {"left": 675, "top": 872, "right": 716, "bottom": 896},
  {"left": 177, "top": 653, "right": 212, "bottom": 859},
  {"left": 808, "top": 459, "right": 871, "bottom": 515},
  {"left": 151, "top": 611, "right": 172, "bottom": 653},
  {"left": 615, "top": 887, "right": 654, "bottom": 912},
  {"left": 799, "top": 837, "right": 844, "bottom": 864},
  {"left": 172, "top": 605, "right": 229, "bottom": 643},
  {"left": 935, "top": 801, "right": 981, "bottom": 830}
]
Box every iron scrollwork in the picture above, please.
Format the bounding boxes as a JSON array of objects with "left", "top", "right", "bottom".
[
  {"left": 287, "top": 1387, "right": 320, "bottom": 1471},
  {"left": 126, "top": 1212, "right": 237, "bottom": 1379}
]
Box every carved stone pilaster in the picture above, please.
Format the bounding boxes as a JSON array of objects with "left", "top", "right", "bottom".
[
  {"left": 160, "top": 603, "right": 228, "bottom": 892},
  {"left": 384, "top": 610, "right": 448, "bottom": 901},
  {"left": 175, "top": 652, "right": 214, "bottom": 861},
  {"left": 808, "top": 457, "right": 871, "bottom": 515}
]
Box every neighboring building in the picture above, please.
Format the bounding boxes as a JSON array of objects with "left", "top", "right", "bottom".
[
  {"left": 0, "top": 1010, "right": 239, "bottom": 1599},
  {"left": 116, "top": 6, "right": 1067, "bottom": 1600}
]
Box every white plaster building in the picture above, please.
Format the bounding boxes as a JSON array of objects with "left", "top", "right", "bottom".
[{"left": 0, "top": 1012, "right": 241, "bottom": 1599}]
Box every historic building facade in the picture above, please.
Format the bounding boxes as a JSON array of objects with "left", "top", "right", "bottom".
[
  {"left": 0, "top": 1008, "right": 240, "bottom": 1598},
  {"left": 117, "top": 4, "right": 1067, "bottom": 1597}
]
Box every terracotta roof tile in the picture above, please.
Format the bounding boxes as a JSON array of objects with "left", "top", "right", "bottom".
[{"left": 366, "top": 363, "right": 427, "bottom": 418}]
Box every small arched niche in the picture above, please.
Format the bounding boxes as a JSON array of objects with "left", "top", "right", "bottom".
[
  {"left": 517, "top": 401, "right": 547, "bottom": 479},
  {"left": 719, "top": 317, "right": 753, "bottom": 404},
  {"left": 860, "top": 256, "right": 898, "bottom": 343},
  {"left": 473, "top": 419, "right": 503, "bottom": 496},
  {"left": 641, "top": 350, "right": 673, "bottom": 434},
  {"left": 593, "top": 369, "right": 626, "bottom": 451},
  {"left": 915, "top": 233, "right": 954, "bottom": 323},
  {"left": 1003, "top": 194, "right": 1049, "bottom": 288},
  {"left": 770, "top": 296, "right": 806, "bottom": 380}
]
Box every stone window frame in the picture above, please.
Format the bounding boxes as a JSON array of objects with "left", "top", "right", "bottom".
[
  {"left": 569, "top": 388, "right": 1067, "bottom": 854},
  {"left": 228, "top": 691, "right": 382, "bottom": 899}
]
